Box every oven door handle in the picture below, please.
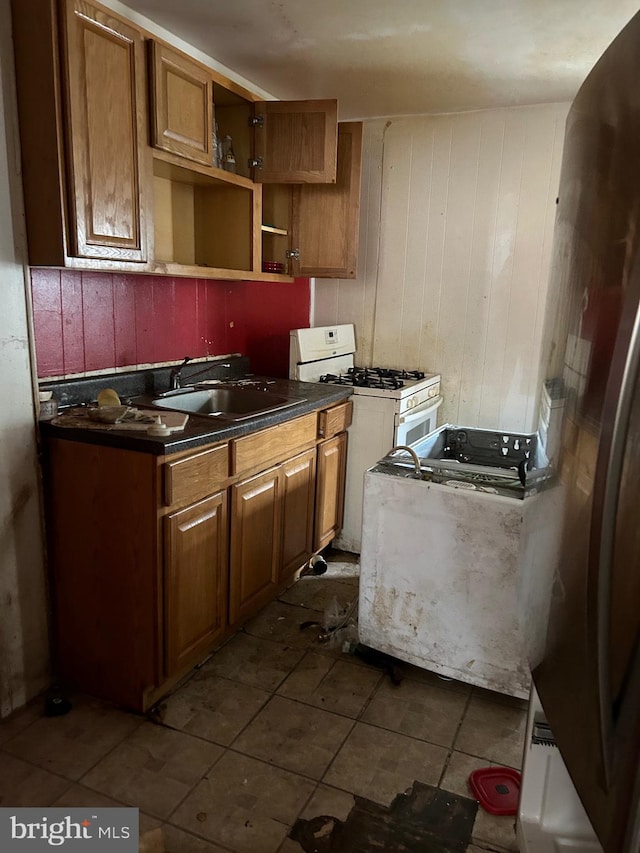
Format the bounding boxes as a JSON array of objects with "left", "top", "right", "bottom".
[{"left": 396, "top": 395, "right": 443, "bottom": 425}]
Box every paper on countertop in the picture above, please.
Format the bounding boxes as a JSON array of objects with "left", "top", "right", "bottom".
[
  {"left": 50, "top": 407, "right": 189, "bottom": 433},
  {"left": 88, "top": 406, "right": 155, "bottom": 424}
]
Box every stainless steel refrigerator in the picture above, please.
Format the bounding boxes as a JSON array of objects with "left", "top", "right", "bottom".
[{"left": 533, "top": 10, "right": 640, "bottom": 853}]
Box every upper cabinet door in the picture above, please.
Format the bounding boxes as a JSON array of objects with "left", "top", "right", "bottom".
[
  {"left": 253, "top": 99, "right": 338, "bottom": 183},
  {"left": 290, "top": 122, "right": 363, "bottom": 278},
  {"left": 62, "top": 0, "right": 149, "bottom": 261},
  {"left": 149, "top": 41, "right": 213, "bottom": 166}
]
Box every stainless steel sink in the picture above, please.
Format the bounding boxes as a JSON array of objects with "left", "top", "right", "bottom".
[{"left": 151, "top": 387, "right": 302, "bottom": 420}]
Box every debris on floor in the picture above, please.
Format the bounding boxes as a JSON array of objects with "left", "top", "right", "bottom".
[{"left": 290, "top": 780, "right": 478, "bottom": 852}]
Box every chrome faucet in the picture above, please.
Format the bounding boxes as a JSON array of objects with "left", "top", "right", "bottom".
[{"left": 169, "top": 356, "right": 192, "bottom": 391}]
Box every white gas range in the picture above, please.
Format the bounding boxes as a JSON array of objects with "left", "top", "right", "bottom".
[{"left": 289, "top": 324, "right": 442, "bottom": 552}]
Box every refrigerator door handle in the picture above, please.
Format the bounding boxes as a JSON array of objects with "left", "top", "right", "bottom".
[{"left": 592, "top": 277, "right": 640, "bottom": 786}]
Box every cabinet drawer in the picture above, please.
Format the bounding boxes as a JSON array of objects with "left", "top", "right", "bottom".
[
  {"left": 318, "top": 400, "right": 353, "bottom": 439},
  {"left": 164, "top": 444, "right": 229, "bottom": 507},
  {"left": 231, "top": 413, "right": 317, "bottom": 476}
]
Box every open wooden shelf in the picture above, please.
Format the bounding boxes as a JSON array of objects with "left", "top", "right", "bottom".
[
  {"left": 153, "top": 149, "right": 254, "bottom": 190},
  {"left": 153, "top": 157, "right": 255, "bottom": 272}
]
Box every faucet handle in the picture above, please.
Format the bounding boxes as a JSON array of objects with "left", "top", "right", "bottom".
[{"left": 169, "top": 356, "right": 193, "bottom": 391}]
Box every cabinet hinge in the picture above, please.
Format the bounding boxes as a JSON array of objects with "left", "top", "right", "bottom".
[
  {"left": 248, "top": 157, "right": 263, "bottom": 170},
  {"left": 248, "top": 114, "right": 264, "bottom": 127},
  {"left": 286, "top": 248, "right": 300, "bottom": 261}
]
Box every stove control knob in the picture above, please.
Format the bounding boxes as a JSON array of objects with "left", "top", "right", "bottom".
[{"left": 406, "top": 397, "right": 415, "bottom": 409}]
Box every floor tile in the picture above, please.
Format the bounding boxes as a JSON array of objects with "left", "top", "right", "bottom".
[
  {"left": 233, "top": 695, "right": 353, "bottom": 780},
  {"left": 472, "top": 684, "right": 530, "bottom": 710},
  {"left": 0, "top": 752, "right": 69, "bottom": 806},
  {"left": 361, "top": 677, "right": 467, "bottom": 747},
  {"left": 455, "top": 695, "right": 527, "bottom": 769},
  {"left": 0, "top": 699, "right": 43, "bottom": 746},
  {"left": 323, "top": 552, "right": 360, "bottom": 574},
  {"left": 299, "top": 783, "right": 355, "bottom": 822},
  {"left": 2, "top": 694, "right": 142, "bottom": 780},
  {"left": 323, "top": 722, "right": 448, "bottom": 806},
  {"left": 399, "top": 663, "right": 473, "bottom": 695},
  {"left": 440, "top": 750, "right": 490, "bottom": 797},
  {"left": 157, "top": 672, "right": 270, "bottom": 745},
  {"left": 472, "top": 810, "right": 519, "bottom": 852},
  {"left": 313, "top": 639, "right": 401, "bottom": 674},
  {"left": 277, "top": 652, "right": 380, "bottom": 718},
  {"left": 170, "top": 751, "right": 315, "bottom": 853},
  {"left": 161, "top": 824, "right": 230, "bottom": 852},
  {"left": 81, "top": 722, "right": 222, "bottom": 819},
  {"left": 199, "top": 633, "right": 305, "bottom": 692},
  {"left": 139, "top": 813, "right": 163, "bottom": 835},
  {"left": 243, "top": 600, "right": 325, "bottom": 648},
  {"left": 443, "top": 750, "right": 519, "bottom": 851},
  {"left": 278, "top": 840, "right": 304, "bottom": 853},
  {"left": 278, "top": 576, "right": 358, "bottom": 612},
  {"left": 52, "top": 783, "right": 124, "bottom": 808}
]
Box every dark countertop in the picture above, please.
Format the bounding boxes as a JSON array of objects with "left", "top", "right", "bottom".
[{"left": 40, "top": 377, "right": 352, "bottom": 455}]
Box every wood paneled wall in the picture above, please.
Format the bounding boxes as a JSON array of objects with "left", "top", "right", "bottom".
[{"left": 315, "top": 104, "right": 569, "bottom": 432}]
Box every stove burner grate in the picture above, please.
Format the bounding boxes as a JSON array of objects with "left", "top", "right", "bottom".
[{"left": 319, "top": 365, "right": 427, "bottom": 389}]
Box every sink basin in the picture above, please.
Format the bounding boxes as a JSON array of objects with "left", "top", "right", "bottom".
[{"left": 151, "top": 387, "right": 302, "bottom": 420}]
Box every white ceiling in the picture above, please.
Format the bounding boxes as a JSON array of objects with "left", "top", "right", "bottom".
[{"left": 121, "top": 0, "right": 639, "bottom": 120}]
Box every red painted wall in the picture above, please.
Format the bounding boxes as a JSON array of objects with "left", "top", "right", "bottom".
[{"left": 31, "top": 269, "right": 311, "bottom": 378}]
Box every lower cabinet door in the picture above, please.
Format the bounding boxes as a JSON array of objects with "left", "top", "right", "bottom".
[
  {"left": 165, "top": 491, "right": 228, "bottom": 675},
  {"left": 230, "top": 466, "right": 282, "bottom": 624},
  {"left": 314, "top": 432, "right": 347, "bottom": 551},
  {"left": 280, "top": 448, "right": 316, "bottom": 581}
]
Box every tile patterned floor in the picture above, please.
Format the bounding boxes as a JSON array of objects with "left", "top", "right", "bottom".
[{"left": 0, "top": 561, "right": 526, "bottom": 852}]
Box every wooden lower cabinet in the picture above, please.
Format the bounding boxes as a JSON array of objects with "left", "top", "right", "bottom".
[
  {"left": 314, "top": 432, "right": 348, "bottom": 551},
  {"left": 43, "top": 404, "right": 350, "bottom": 711},
  {"left": 164, "top": 491, "right": 228, "bottom": 676},
  {"left": 229, "top": 466, "right": 282, "bottom": 624},
  {"left": 280, "top": 448, "right": 316, "bottom": 581},
  {"left": 45, "top": 439, "right": 160, "bottom": 711},
  {"left": 230, "top": 446, "right": 317, "bottom": 624}
]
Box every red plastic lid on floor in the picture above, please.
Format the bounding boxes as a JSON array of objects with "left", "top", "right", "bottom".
[{"left": 468, "top": 768, "right": 521, "bottom": 816}]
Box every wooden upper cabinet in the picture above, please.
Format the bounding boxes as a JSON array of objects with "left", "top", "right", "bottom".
[
  {"left": 253, "top": 100, "right": 338, "bottom": 183},
  {"left": 149, "top": 41, "right": 213, "bottom": 165},
  {"left": 62, "top": 0, "right": 150, "bottom": 261},
  {"left": 290, "top": 121, "right": 362, "bottom": 278}
]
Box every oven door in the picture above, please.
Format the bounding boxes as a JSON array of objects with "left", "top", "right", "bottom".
[{"left": 394, "top": 396, "right": 443, "bottom": 446}]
